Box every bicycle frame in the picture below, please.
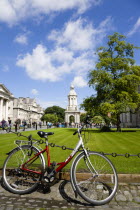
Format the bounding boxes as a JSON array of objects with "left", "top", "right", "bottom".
[{"left": 21, "top": 128, "right": 85, "bottom": 176}]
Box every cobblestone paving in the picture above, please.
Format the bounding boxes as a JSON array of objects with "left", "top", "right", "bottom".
[{"left": 0, "top": 178, "right": 140, "bottom": 210}]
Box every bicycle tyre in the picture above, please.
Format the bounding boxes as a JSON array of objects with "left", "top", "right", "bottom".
[
  {"left": 2, "top": 145, "right": 45, "bottom": 194},
  {"left": 71, "top": 151, "right": 118, "bottom": 205}
]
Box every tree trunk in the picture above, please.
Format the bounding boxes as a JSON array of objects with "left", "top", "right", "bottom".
[{"left": 116, "top": 114, "right": 121, "bottom": 132}]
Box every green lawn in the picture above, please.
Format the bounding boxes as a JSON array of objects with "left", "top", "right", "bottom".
[{"left": 0, "top": 128, "right": 140, "bottom": 174}]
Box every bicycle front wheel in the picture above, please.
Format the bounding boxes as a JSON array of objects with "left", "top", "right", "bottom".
[
  {"left": 71, "top": 151, "right": 118, "bottom": 206},
  {"left": 2, "top": 145, "right": 45, "bottom": 194}
]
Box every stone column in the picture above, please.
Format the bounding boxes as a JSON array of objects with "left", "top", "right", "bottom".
[
  {"left": 0, "top": 98, "right": 3, "bottom": 121},
  {"left": 65, "top": 113, "right": 68, "bottom": 123},
  {"left": 5, "top": 100, "right": 9, "bottom": 121},
  {"left": 75, "top": 114, "right": 77, "bottom": 124},
  {"left": 3, "top": 99, "right": 6, "bottom": 120},
  {"left": 77, "top": 114, "right": 80, "bottom": 124}
]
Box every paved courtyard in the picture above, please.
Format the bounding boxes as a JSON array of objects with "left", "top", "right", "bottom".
[{"left": 0, "top": 177, "right": 140, "bottom": 210}]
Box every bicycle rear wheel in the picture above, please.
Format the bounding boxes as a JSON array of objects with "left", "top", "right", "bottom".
[
  {"left": 2, "top": 145, "right": 45, "bottom": 194},
  {"left": 71, "top": 151, "right": 118, "bottom": 206}
]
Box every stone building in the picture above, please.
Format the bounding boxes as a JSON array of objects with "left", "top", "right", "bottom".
[
  {"left": 0, "top": 84, "right": 14, "bottom": 122},
  {"left": 65, "top": 85, "right": 80, "bottom": 124},
  {"left": 120, "top": 86, "right": 140, "bottom": 128},
  {"left": 120, "top": 110, "right": 140, "bottom": 128},
  {"left": 13, "top": 97, "right": 44, "bottom": 124},
  {"left": 0, "top": 84, "right": 44, "bottom": 124}
]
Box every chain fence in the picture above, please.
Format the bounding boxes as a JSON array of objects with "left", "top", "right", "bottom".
[{"left": 6, "top": 130, "right": 140, "bottom": 174}]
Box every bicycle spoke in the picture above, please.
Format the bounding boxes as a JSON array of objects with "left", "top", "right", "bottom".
[
  {"left": 71, "top": 152, "right": 118, "bottom": 205},
  {"left": 3, "top": 145, "right": 44, "bottom": 194}
]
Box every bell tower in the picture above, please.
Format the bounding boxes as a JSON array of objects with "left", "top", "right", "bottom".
[{"left": 65, "top": 85, "right": 80, "bottom": 124}]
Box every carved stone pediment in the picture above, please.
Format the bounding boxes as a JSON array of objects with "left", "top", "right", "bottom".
[{"left": 0, "top": 84, "right": 14, "bottom": 99}]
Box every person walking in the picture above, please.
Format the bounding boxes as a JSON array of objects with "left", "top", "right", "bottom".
[
  {"left": 8, "top": 117, "right": 12, "bottom": 131},
  {"left": 39, "top": 121, "right": 42, "bottom": 128},
  {"left": 22, "top": 120, "right": 27, "bottom": 131},
  {"left": 1, "top": 119, "right": 6, "bottom": 130}
]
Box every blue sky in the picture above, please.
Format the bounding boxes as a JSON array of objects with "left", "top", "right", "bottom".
[{"left": 1, "top": 0, "right": 140, "bottom": 109}]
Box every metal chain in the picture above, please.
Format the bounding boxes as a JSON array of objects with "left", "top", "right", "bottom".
[
  {"left": 10, "top": 130, "right": 140, "bottom": 158},
  {"left": 48, "top": 142, "right": 140, "bottom": 158}
]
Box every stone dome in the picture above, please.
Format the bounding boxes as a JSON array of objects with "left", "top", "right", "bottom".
[{"left": 68, "top": 85, "right": 77, "bottom": 96}]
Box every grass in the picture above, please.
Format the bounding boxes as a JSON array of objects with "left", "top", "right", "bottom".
[
  {"left": 86, "top": 129, "right": 140, "bottom": 174},
  {"left": 0, "top": 128, "right": 140, "bottom": 174}
]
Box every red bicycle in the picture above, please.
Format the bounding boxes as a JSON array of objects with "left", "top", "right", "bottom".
[{"left": 2, "top": 126, "right": 118, "bottom": 206}]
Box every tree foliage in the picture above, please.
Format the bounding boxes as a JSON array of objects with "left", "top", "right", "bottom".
[
  {"left": 82, "top": 32, "right": 140, "bottom": 131},
  {"left": 80, "top": 113, "right": 87, "bottom": 123},
  {"left": 42, "top": 114, "right": 58, "bottom": 124},
  {"left": 44, "top": 106, "right": 65, "bottom": 122},
  {"left": 92, "top": 115, "right": 104, "bottom": 125}
]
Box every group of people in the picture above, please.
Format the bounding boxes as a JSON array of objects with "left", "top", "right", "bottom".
[
  {"left": 0, "top": 118, "right": 27, "bottom": 131},
  {"left": 0, "top": 118, "right": 43, "bottom": 132},
  {"left": 0, "top": 118, "right": 12, "bottom": 130},
  {"left": 0, "top": 119, "right": 82, "bottom": 131}
]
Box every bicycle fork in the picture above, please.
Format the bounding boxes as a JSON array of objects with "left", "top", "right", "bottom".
[
  {"left": 70, "top": 149, "right": 99, "bottom": 197},
  {"left": 84, "top": 149, "right": 99, "bottom": 178}
]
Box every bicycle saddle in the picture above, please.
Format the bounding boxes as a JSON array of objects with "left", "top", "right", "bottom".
[{"left": 37, "top": 131, "right": 54, "bottom": 138}]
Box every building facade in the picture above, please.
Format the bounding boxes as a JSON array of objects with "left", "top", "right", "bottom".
[
  {"left": 120, "top": 86, "right": 140, "bottom": 128},
  {"left": 0, "top": 84, "right": 44, "bottom": 124},
  {"left": 120, "top": 111, "right": 140, "bottom": 128},
  {"left": 0, "top": 84, "right": 14, "bottom": 122},
  {"left": 65, "top": 85, "right": 80, "bottom": 124},
  {"left": 13, "top": 97, "right": 44, "bottom": 124}
]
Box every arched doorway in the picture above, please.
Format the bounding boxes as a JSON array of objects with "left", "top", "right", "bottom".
[{"left": 69, "top": 115, "right": 75, "bottom": 123}]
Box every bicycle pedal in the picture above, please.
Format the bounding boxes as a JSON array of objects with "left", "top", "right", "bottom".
[
  {"left": 38, "top": 183, "right": 51, "bottom": 194},
  {"left": 42, "top": 185, "right": 51, "bottom": 194},
  {"left": 51, "top": 161, "right": 57, "bottom": 167}
]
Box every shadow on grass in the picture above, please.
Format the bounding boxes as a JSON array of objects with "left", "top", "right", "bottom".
[
  {"left": 65, "top": 128, "right": 139, "bottom": 133},
  {"left": 65, "top": 128, "right": 101, "bottom": 133}
]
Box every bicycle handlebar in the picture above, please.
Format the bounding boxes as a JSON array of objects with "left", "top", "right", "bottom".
[
  {"left": 73, "top": 126, "right": 84, "bottom": 135},
  {"left": 73, "top": 131, "right": 78, "bottom": 135},
  {"left": 73, "top": 115, "right": 91, "bottom": 136}
]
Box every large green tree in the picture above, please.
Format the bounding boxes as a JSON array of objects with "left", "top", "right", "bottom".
[
  {"left": 42, "top": 114, "right": 58, "bottom": 124},
  {"left": 80, "top": 113, "right": 87, "bottom": 123},
  {"left": 82, "top": 32, "right": 140, "bottom": 131},
  {"left": 44, "top": 106, "right": 65, "bottom": 123}
]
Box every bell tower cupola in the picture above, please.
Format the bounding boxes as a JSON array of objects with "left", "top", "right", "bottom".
[
  {"left": 65, "top": 85, "right": 80, "bottom": 124},
  {"left": 67, "top": 85, "right": 78, "bottom": 111}
]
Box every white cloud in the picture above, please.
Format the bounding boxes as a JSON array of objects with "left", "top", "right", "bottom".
[
  {"left": 14, "top": 34, "right": 28, "bottom": 45},
  {"left": 16, "top": 17, "right": 113, "bottom": 85},
  {"left": 72, "top": 76, "right": 87, "bottom": 87},
  {"left": 0, "top": 0, "right": 102, "bottom": 26},
  {"left": 16, "top": 43, "right": 93, "bottom": 82},
  {"left": 49, "top": 19, "right": 95, "bottom": 51},
  {"left": 17, "top": 44, "right": 61, "bottom": 82},
  {"left": 31, "top": 89, "right": 39, "bottom": 95},
  {"left": 49, "top": 16, "right": 113, "bottom": 51},
  {"left": 17, "top": 44, "right": 82, "bottom": 81},
  {"left": 127, "top": 17, "right": 140, "bottom": 36}
]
